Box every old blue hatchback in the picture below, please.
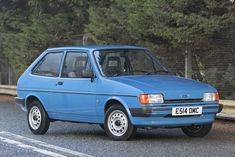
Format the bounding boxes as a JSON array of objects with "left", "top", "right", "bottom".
[{"left": 16, "top": 45, "right": 222, "bottom": 140}]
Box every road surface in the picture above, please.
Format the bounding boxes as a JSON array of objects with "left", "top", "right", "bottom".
[{"left": 0, "top": 95, "right": 234, "bottom": 157}]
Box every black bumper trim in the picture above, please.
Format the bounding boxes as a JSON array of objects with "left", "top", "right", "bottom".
[
  {"left": 15, "top": 97, "right": 25, "bottom": 107},
  {"left": 218, "top": 103, "right": 223, "bottom": 113},
  {"left": 129, "top": 108, "right": 152, "bottom": 117}
]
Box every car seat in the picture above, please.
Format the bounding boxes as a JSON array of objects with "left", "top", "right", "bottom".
[{"left": 105, "top": 56, "right": 121, "bottom": 76}]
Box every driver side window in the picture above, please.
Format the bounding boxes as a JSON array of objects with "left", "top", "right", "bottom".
[{"left": 62, "top": 52, "right": 91, "bottom": 78}]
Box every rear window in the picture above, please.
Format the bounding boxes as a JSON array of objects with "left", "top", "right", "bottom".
[{"left": 32, "top": 52, "right": 64, "bottom": 77}]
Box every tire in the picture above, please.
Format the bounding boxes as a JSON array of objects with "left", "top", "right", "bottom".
[
  {"left": 182, "top": 124, "right": 212, "bottom": 137},
  {"left": 104, "top": 105, "right": 136, "bottom": 141},
  {"left": 27, "top": 100, "right": 50, "bottom": 134}
]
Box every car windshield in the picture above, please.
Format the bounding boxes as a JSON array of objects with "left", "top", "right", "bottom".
[{"left": 94, "top": 49, "right": 170, "bottom": 77}]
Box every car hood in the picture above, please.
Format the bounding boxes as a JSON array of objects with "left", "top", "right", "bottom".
[{"left": 109, "top": 75, "right": 216, "bottom": 100}]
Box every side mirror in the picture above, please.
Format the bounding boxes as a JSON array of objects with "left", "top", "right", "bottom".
[{"left": 81, "top": 70, "right": 95, "bottom": 82}]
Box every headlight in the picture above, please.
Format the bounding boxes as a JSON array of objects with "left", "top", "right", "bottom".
[
  {"left": 203, "top": 92, "right": 219, "bottom": 102},
  {"left": 139, "top": 94, "right": 164, "bottom": 104}
]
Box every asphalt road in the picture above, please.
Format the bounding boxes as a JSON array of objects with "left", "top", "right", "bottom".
[{"left": 0, "top": 96, "right": 234, "bottom": 157}]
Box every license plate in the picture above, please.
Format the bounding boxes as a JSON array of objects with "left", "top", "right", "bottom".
[{"left": 172, "top": 106, "right": 202, "bottom": 116}]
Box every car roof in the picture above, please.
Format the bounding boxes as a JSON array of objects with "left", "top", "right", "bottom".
[{"left": 46, "top": 45, "right": 146, "bottom": 51}]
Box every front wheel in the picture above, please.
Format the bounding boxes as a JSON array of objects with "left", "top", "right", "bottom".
[
  {"left": 182, "top": 124, "right": 212, "bottom": 137},
  {"left": 104, "top": 105, "right": 136, "bottom": 141},
  {"left": 27, "top": 100, "right": 50, "bottom": 134}
]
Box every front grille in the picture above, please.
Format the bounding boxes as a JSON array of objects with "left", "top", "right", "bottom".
[{"left": 164, "top": 99, "right": 203, "bottom": 104}]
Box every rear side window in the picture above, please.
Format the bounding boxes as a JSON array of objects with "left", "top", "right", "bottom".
[{"left": 32, "top": 52, "right": 64, "bottom": 77}]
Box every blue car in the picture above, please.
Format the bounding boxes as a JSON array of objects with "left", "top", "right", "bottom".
[{"left": 16, "top": 45, "right": 223, "bottom": 140}]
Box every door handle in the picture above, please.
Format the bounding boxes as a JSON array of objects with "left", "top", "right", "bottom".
[{"left": 56, "top": 81, "right": 64, "bottom": 86}]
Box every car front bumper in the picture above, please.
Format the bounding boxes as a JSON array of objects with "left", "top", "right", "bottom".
[{"left": 129, "top": 102, "right": 221, "bottom": 127}]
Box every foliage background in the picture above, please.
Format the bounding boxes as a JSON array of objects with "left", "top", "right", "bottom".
[{"left": 0, "top": 0, "right": 234, "bottom": 99}]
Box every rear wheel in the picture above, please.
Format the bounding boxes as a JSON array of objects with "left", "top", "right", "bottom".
[
  {"left": 27, "top": 100, "right": 50, "bottom": 134},
  {"left": 182, "top": 124, "right": 212, "bottom": 137},
  {"left": 104, "top": 105, "right": 136, "bottom": 141}
]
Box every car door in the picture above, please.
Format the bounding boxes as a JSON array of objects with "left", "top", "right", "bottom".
[
  {"left": 54, "top": 51, "right": 97, "bottom": 123},
  {"left": 31, "top": 51, "right": 66, "bottom": 115}
]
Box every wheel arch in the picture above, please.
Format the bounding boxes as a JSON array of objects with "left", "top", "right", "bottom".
[
  {"left": 25, "top": 94, "right": 44, "bottom": 111},
  {"left": 104, "top": 97, "right": 133, "bottom": 123}
]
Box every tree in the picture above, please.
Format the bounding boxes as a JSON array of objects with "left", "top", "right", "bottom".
[
  {"left": 0, "top": 0, "right": 90, "bottom": 77},
  {"left": 0, "top": 0, "right": 234, "bottom": 98},
  {"left": 86, "top": 0, "right": 235, "bottom": 78}
]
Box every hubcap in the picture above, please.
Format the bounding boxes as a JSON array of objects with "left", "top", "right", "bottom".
[
  {"left": 29, "top": 106, "right": 41, "bottom": 130},
  {"left": 108, "top": 110, "right": 128, "bottom": 136}
]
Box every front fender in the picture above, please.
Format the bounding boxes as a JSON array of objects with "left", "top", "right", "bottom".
[{"left": 103, "top": 96, "right": 137, "bottom": 124}]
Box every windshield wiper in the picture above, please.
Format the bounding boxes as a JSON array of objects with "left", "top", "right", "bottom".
[
  {"left": 112, "top": 70, "right": 171, "bottom": 77},
  {"left": 155, "top": 70, "right": 171, "bottom": 73},
  {"left": 113, "top": 70, "right": 150, "bottom": 77},
  {"left": 113, "top": 72, "right": 123, "bottom": 77},
  {"left": 129, "top": 70, "right": 150, "bottom": 74},
  {"left": 145, "top": 70, "right": 172, "bottom": 75}
]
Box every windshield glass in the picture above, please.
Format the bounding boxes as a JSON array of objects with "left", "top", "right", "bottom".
[{"left": 94, "top": 49, "right": 170, "bottom": 77}]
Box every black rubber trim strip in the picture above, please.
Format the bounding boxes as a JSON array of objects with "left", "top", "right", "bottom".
[
  {"left": 152, "top": 107, "right": 170, "bottom": 111},
  {"left": 203, "top": 106, "right": 218, "bottom": 109},
  {"left": 218, "top": 103, "right": 223, "bottom": 113},
  {"left": 129, "top": 108, "right": 152, "bottom": 117},
  {"left": 15, "top": 97, "right": 25, "bottom": 107},
  {"left": 164, "top": 99, "right": 203, "bottom": 104}
]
